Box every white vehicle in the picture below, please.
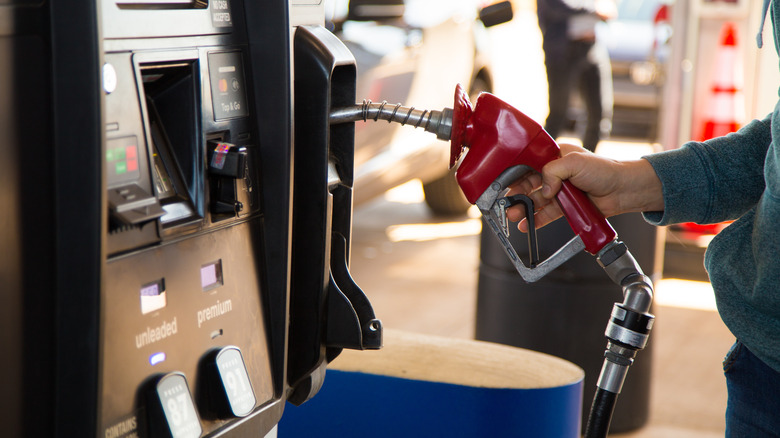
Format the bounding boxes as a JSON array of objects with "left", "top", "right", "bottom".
[{"left": 326, "top": 0, "right": 513, "bottom": 215}]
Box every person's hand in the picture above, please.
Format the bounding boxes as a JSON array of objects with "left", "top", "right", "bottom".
[{"left": 505, "top": 144, "right": 664, "bottom": 232}]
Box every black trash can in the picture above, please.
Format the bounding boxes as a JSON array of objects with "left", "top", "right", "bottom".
[{"left": 475, "top": 213, "right": 663, "bottom": 433}]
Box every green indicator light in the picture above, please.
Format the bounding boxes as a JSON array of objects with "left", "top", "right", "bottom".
[
  {"left": 106, "top": 149, "right": 115, "bottom": 162},
  {"left": 116, "top": 148, "right": 126, "bottom": 160},
  {"left": 116, "top": 161, "right": 127, "bottom": 175}
]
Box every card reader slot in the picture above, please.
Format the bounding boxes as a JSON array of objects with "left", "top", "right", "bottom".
[{"left": 140, "top": 61, "right": 204, "bottom": 227}]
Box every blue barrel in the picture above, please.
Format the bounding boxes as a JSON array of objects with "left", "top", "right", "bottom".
[{"left": 279, "top": 329, "right": 585, "bottom": 437}]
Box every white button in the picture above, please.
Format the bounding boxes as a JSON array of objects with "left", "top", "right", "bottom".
[{"left": 103, "top": 63, "right": 117, "bottom": 94}]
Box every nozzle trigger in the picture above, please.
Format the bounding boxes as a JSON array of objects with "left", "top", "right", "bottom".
[
  {"left": 477, "top": 165, "right": 586, "bottom": 282},
  {"left": 498, "top": 195, "right": 539, "bottom": 268}
]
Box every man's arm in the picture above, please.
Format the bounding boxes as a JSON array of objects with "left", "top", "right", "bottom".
[
  {"left": 508, "top": 115, "right": 771, "bottom": 231},
  {"left": 644, "top": 116, "right": 771, "bottom": 226}
]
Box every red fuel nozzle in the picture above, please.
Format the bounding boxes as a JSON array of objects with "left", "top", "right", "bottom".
[
  {"left": 448, "top": 84, "right": 616, "bottom": 255},
  {"left": 328, "top": 84, "right": 615, "bottom": 255}
]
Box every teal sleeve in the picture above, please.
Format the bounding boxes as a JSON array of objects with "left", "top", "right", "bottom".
[{"left": 642, "top": 117, "right": 772, "bottom": 226}]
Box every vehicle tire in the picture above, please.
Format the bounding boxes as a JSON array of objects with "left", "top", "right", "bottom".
[
  {"left": 422, "top": 167, "right": 472, "bottom": 216},
  {"left": 422, "top": 75, "right": 491, "bottom": 216}
]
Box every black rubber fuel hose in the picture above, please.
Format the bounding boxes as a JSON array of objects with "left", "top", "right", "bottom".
[{"left": 584, "top": 388, "right": 618, "bottom": 438}]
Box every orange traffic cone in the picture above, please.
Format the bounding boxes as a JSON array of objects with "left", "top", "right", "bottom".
[
  {"left": 677, "top": 23, "right": 742, "bottom": 237},
  {"left": 698, "top": 22, "right": 744, "bottom": 141}
]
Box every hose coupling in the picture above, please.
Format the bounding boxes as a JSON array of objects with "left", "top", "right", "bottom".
[{"left": 604, "top": 303, "right": 654, "bottom": 351}]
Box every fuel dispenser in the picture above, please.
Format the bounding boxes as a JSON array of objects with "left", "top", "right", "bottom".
[
  {"left": 3, "top": 0, "right": 644, "bottom": 435},
  {"left": 2, "top": 0, "right": 379, "bottom": 437}
]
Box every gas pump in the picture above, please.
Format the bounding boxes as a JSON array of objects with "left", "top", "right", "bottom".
[
  {"left": 3, "top": 0, "right": 644, "bottom": 435},
  {"left": 1, "top": 0, "right": 379, "bottom": 437}
]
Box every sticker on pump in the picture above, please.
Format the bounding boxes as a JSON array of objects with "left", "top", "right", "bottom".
[{"left": 210, "top": 143, "right": 231, "bottom": 170}]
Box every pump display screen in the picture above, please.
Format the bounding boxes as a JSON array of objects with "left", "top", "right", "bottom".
[
  {"left": 201, "top": 260, "right": 223, "bottom": 291},
  {"left": 140, "top": 279, "right": 167, "bottom": 315}
]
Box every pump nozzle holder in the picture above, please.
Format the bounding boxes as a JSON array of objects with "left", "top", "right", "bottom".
[{"left": 447, "top": 85, "right": 616, "bottom": 255}]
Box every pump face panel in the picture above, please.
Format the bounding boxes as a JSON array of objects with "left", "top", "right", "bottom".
[
  {"left": 99, "top": 4, "right": 275, "bottom": 436},
  {"left": 3, "top": 0, "right": 372, "bottom": 435}
]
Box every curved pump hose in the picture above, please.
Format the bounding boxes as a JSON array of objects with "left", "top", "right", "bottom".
[
  {"left": 329, "top": 100, "right": 453, "bottom": 140},
  {"left": 584, "top": 389, "right": 618, "bottom": 438}
]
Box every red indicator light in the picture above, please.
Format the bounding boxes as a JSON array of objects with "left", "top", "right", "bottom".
[
  {"left": 125, "top": 145, "right": 137, "bottom": 159},
  {"left": 219, "top": 79, "right": 228, "bottom": 93}
]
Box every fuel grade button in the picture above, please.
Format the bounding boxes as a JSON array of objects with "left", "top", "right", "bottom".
[
  {"left": 147, "top": 372, "right": 202, "bottom": 438},
  {"left": 198, "top": 346, "right": 256, "bottom": 418}
]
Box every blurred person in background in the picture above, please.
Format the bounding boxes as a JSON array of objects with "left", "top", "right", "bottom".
[{"left": 536, "top": 0, "right": 616, "bottom": 152}]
